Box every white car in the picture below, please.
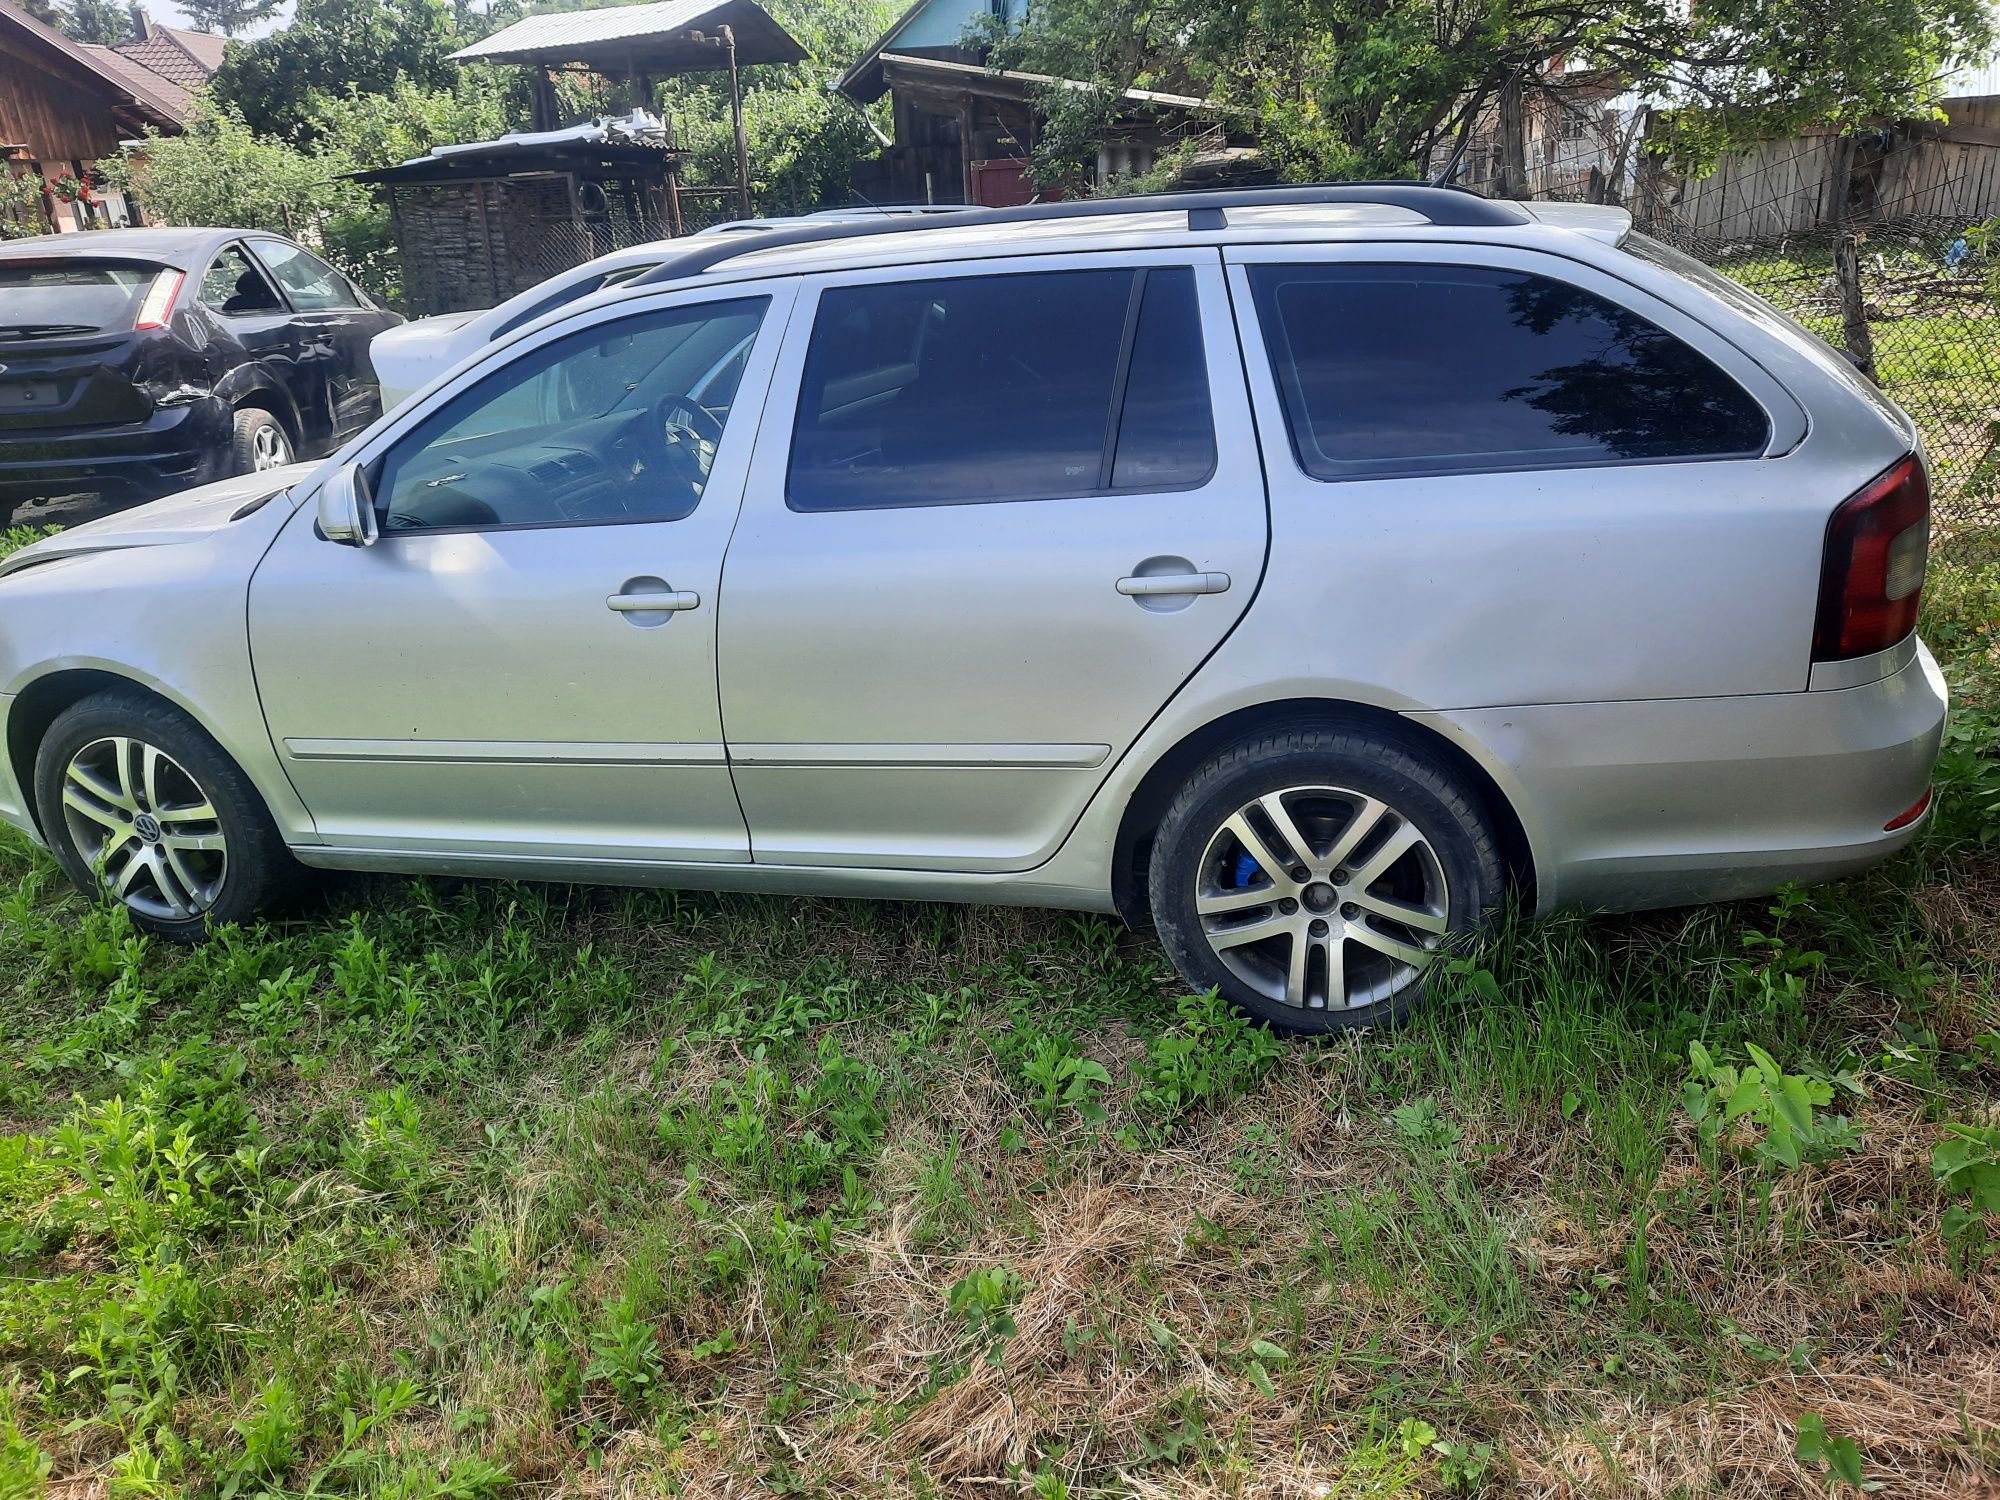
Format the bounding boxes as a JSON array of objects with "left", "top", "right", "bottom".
[{"left": 370, "top": 208, "right": 965, "bottom": 410}]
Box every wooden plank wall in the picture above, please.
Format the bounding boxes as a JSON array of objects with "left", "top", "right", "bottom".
[
  {"left": 0, "top": 28, "right": 124, "bottom": 167},
  {"left": 1877, "top": 98, "right": 2000, "bottom": 217},
  {"left": 1666, "top": 135, "right": 1842, "bottom": 241},
  {"left": 1665, "top": 100, "right": 2000, "bottom": 239}
]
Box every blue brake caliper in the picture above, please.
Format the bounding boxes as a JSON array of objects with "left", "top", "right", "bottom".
[{"left": 1231, "top": 850, "right": 1260, "bottom": 888}]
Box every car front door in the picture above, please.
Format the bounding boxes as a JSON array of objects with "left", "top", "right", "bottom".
[
  {"left": 196, "top": 241, "right": 315, "bottom": 437},
  {"left": 248, "top": 286, "right": 791, "bottom": 863},
  {"left": 247, "top": 237, "right": 397, "bottom": 446},
  {"left": 715, "top": 251, "right": 1269, "bottom": 872}
]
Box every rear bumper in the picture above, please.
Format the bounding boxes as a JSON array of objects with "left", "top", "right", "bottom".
[
  {"left": 1421, "top": 642, "right": 1950, "bottom": 914},
  {"left": 0, "top": 693, "right": 39, "bottom": 847},
  {"left": 0, "top": 398, "right": 231, "bottom": 506}
]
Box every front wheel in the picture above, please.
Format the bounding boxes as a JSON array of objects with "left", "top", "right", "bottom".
[
  {"left": 33, "top": 690, "right": 303, "bottom": 940},
  {"left": 1148, "top": 727, "right": 1505, "bottom": 1033}
]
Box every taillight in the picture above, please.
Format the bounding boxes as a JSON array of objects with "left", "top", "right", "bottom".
[
  {"left": 1812, "top": 454, "right": 1930, "bottom": 662},
  {"left": 133, "top": 269, "right": 184, "bottom": 331}
]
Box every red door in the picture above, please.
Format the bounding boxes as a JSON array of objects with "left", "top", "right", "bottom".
[{"left": 969, "top": 158, "right": 1046, "bottom": 207}]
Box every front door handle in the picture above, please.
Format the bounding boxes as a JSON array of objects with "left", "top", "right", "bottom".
[
  {"left": 607, "top": 578, "right": 700, "bottom": 615},
  {"left": 1116, "top": 571, "right": 1231, "bottom": 597}
]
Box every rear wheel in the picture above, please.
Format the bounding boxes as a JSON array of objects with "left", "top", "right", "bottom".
[
  {"left": 1148, "top": 727, "right": 1504, "bottom": 1033},
  {"left": 33, "top": 690, "right": 302, "bottom": 940},
  {"left": 231, "top": 407, "right": 293, "bottom": 475}
]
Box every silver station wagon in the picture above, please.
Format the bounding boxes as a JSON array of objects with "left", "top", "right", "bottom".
[{"left": 0, "top": 186, "right": 1947, "bottom": 1032}]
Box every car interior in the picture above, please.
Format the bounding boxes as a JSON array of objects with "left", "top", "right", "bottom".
[{"left": 373, "top": 300, "right": 765, "bottom": 532}]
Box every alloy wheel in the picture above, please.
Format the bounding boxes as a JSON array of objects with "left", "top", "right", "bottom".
[
  {"left": 251, "top": 423, "right": 291, "bottom": 470},
  {"left": 59, "top": 736, "right": 227, "bottom": 922},
  {"left": 1194, "top": 784, "right": 1450, "bottom": 1012}
]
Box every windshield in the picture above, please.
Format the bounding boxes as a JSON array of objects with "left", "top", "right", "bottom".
[{"left": 0, "top": 260, "right": 161, "bottom": 337}]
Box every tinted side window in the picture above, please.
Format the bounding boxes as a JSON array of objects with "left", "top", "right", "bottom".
[
  {"left": 200, "top": 246, "right": 283, "bottom": 315},
  {"left": 1249, "top": 263, "right": 1770, "bottom": 481},
  {"left": 373, "top": 298, "right": 766, "bottom": 533},
  {"left": 250, "top": 240, "right": 362, "bottom": 311},
  {"left": 787, "top": 266, "right": 1214, "bottom": 511},
  {"left": 1114, "top": 269, "right": 1216, "bottom": 489}
]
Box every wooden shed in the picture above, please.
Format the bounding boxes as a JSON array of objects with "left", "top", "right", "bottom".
[
  {"left": 0, "top": 0, "right": 185, "bottom": 232},
  {"left": 351, "top": 128, "right": 681, "bottom": 316}
]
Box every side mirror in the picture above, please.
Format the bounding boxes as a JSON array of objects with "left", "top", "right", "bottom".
[{"left": 317, "top": 461, "right": 379, "bottom": 547}]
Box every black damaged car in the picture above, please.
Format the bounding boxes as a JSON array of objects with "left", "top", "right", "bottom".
[{"left": 0, "top": 228, "right": 402, "bottom": 512}]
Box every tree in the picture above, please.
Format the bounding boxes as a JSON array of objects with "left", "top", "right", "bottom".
[
  {"left": 19, "top": 0, "right": 59, "bottom": 26},
  {"left": 176, "top": 0, "right": 283, "bottom": 37},
  {"left": 96, "top": 101, "right": 361, "bottom": 236},
  {"left": 993, "top": 0, "right": 1996, "bottom": 189},
  {"left": 658, "top": 0, "right": 897, "bottom": 217},
  {"left": 60, "top": 0, "right": 130, "bottom": 44},
  {"left": 207, "top": 0, "right": 462, "bottom": 145},
  {"left": 302, "top": 73, "right": 518, "bottom": 170}
]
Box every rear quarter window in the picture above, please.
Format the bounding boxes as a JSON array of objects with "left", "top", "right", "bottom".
[{"left": 1248, "top": 262, "right": 1771, "bottom": 481}]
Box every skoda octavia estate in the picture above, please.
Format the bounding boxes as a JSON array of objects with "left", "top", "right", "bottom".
[{"left": 0, "top": 186, "right": 1947, "bottom": 1032}]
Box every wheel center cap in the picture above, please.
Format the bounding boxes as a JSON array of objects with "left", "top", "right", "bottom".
[
  {"left": 1301, "top": 881, "right": 1338, "bottom": 914},
  {"left": 133, "top": 813, "right": 162, "bottom": 844}
]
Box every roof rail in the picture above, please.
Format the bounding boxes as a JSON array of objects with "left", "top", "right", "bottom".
[{"left": 629, "top": 182, "right": 1530, "bottom": 288}]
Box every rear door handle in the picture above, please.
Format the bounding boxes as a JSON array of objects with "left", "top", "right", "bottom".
[
  {"left": 1116, "top": 571, "right": 1231, "bottom": 597},
  {"left": 606, "top": 590, "right": 699, "bottom": 613}
]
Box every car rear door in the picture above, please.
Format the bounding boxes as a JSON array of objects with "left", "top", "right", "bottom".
[
  {"left": 715, "top": 249, "right": 1269, "bottom": 872},
  {"left": 247, "top": 237, "right": 394, "bottom": 446}
]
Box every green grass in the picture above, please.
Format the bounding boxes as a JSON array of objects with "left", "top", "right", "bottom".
[{"left": 0, "top": 547, "right": 1996, "bottom": 1497}]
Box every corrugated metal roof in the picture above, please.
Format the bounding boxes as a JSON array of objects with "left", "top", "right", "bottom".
[
  {"left": 1942, "top": 51, "right": 2000, "bottom": 101},
  {"left": 449, "top": 0, "right": 805, "bottom": 69},
  {"left": 877, "top": 51, "right": 1211, "bottom": 110}
]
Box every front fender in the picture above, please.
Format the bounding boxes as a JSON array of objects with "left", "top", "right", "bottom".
[{"left": 0, "top": 502, "right": 318, "bottom": 845}]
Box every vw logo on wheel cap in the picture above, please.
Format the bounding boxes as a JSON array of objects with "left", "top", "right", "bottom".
[{"left": 133, "top": 813, "right": 163, "bottom": 844}]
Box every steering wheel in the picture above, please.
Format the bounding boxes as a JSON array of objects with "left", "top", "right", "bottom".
[{"left": 650, "top": 394, "right": 725, "bottom": 488}]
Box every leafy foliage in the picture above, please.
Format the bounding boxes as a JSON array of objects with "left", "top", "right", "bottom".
[
  {"left": 1934, "top": 1121, "right": 2000, "bottom": 1266},
  {"left": 99, "top": 82, "right": 515, "bottom": 305},
  {"left": 98, "top": 101, "right": 358, "bottom": 241},
  {"left": 658, "top": 0, "right": 897, "bottom": 216},
  {"left": 177, "top": 0, "right": 281, "bottom": 37},
  {"left": 0, "top": 173, "right": 46, "bottom": 241},
  {"left": 206, "top": 0, "right": 465, "bottom": 147},
  {"left": 1934, "top": 1121, "right": 2000, "bottom": 1211},
  {"left": 1683, "top": 1041, "right": 1865, "bottom": 1171},
  {"left": 948, "top": 1265, "right": 1027, "bottom": 1364},
  {"left": 1796, "top": 1411, "right": 1873, "bottom": 1491},
  {"left": 1132, "top": 989, "right": 1282, "bottom": 1126},
  {"left": 58, "top": 0, "right": 129, "bottom": 44},
  {"left": 995, "top": 0, "right": 1994, "bottom": 188}
]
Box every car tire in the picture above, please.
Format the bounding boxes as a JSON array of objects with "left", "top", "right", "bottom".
[
  {"left": 33, "top": 690, "right": 304, "bottom": 941},
  {"left": 230, "top": 407, "right": 293, "bottom": 475},
  {"left": 1147, "top": 726, "right": 1504, "bottom": 1034}
]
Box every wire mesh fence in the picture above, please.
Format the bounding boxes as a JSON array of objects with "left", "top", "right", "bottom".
[
  {"left": 1667, "top": 217, "right": 2000, "bottom": 547},
  {"left": 1502, "top": 117, "right": 2000, "bottom": 552}
]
